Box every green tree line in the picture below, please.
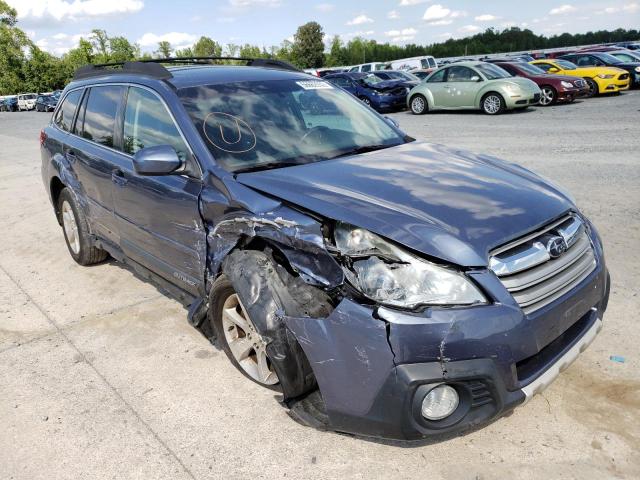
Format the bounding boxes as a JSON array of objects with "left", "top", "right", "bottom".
[{"left": 1, "top": 0, "right": 638, "bottom": 95}]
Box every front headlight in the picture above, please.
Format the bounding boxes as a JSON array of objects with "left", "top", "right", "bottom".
[
  {"left": 597, "top": 74, "right": 614, "bottom": 79},
  {"left": 503, "top": 83, "right": 522, "bottom": 94},
  {"left": 561, "top": 81, "right": 574, "bottom": 88},
  {"left": 333, "top": 223, "right": 487, "bottom": 308}
]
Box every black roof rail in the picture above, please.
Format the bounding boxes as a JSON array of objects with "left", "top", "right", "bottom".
[{"left": 72, "top": 56, "right": 301, "bottom": 81}]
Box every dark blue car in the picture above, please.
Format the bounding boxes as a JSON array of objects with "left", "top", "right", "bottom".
[
  {"left": 324, "top": 72, "right": 410, "bottom": 111},
  {"left": 41, "top": 59, "right": 609, "bottom": 441},
  {"left": 1, "top": 96, "right": 18, "bottom": 112}
]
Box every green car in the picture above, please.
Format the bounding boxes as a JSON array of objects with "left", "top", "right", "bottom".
[{"left": 407, "top": 62, "right": 542, "bottom": 115}]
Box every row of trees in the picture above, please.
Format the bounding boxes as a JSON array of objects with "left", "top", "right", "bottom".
[{"left": 1, "top": 0, "right": 638, "bottom": 95}]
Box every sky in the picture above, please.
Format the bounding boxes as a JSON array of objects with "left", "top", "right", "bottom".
[{"left": 8, "top": 0, "right": 640, "bottom": 56}]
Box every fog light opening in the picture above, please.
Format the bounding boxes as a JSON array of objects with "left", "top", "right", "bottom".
[{"left": 421, "top": 384, "right": 459, "bottom": 420}]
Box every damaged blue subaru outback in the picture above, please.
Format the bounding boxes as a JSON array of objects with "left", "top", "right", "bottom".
[{"left": 41, "top": 58, "right": 610, "bottom": 441}]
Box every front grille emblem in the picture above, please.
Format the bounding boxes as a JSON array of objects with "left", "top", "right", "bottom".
[{"left": 545, "top": 236, "right": 567, "bottom": 258}]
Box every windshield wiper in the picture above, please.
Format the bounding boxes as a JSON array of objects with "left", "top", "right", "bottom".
[
  {"left": 329, "top": 143, "right": 401, "bottom": 160},
  {"left": 233, "top": 161, "right": 306, "bottom": 174}
]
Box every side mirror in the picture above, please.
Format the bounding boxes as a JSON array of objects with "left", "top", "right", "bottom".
[
  {"left": 470, "top": 75, "right": 481, "bottom": 82},
  {"left": 548, "top": 67, "right": 559, "bottom": 73},
  {"left": 133, "top": 145, "right": 182, "bottom": 176},
  {"left": 384, "top": 116, "right": 400, "bottom": 129}
]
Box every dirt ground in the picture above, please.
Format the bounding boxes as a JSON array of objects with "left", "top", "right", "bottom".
[{"left": 1, "top": 91, "right": 639, "bottom": 479}]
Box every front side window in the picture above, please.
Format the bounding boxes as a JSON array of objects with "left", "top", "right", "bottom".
[
  {"left": 447, "top": 66, "right": 477, "bottom": 82},
  {"left": 80, "top": 86, "right": 124, "bottom": 147},
  {"left": 178, "top": 79, "right": 406, "bottom": 173},
  {"left": 361, "top": 64, "right": 372, "bottom": 72},
  {"left": 427, "top": 68, "right": 446, "bottom": 83},
  {"left": 428, "top": 58, "right": 437, "bottom": 68},
  {"left": 123, "top": 87, "right": 189, "bottom": 161},
  {"left": 54, "top": 89, "right": 83, "bottom": 132}
]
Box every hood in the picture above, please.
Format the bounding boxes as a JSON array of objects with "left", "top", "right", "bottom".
[
  {"left": 362, "top": 79, "right": 407, "bottom": 91},
  {"left": 527, "top": 73, "right": 583, "bottom": 84},
  {"left": 501, "top": 76, "right": 540, "bottom": 91},
  {"left": 572, "top": 66, "right": 627, "bottom": 76},
  {"left": 237, "top": 142, "right": 573, "bottom": 267}
]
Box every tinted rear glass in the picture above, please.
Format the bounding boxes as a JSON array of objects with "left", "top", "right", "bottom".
[
  {"left": 81, "top": 86, "right": 124, "bottom": 148},
  {"left": 55, "top": 90, "right": 83, "bottom": 132}
]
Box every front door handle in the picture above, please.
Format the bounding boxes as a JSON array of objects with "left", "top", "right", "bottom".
[{"left": 111, "top": 168, "right": 127, "bottom": 186}]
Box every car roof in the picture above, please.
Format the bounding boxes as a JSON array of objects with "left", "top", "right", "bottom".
[{"left": 65, "top": 65, "right": 313, "bottom": 92}]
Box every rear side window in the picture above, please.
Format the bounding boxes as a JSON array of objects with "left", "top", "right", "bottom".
[
  {"left": 80, "top": 86, "right": 124, "bottom": 148},
  {"left": 123, "top": 87, "right": 189, "bottom": 161},
  {"left": 428, "top": 58, "right": 437, "bottom": 68},
  {"left": 361, "top": 64, "right": 371, "bottom": 72},
  {"left": 54, "top": 90, "right": 82, "bottom": 132}
]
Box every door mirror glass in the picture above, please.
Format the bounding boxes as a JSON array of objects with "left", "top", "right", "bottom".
[
  {"left": 470, "top": 75, "right": 481, "bottom": 82},
  {"left": 133, "top": 145, "right": 182, "bottom": 176}
]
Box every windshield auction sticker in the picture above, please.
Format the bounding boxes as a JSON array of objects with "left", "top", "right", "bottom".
[{"left": 296, "top": 80, "right": 333, "bottom": 90}]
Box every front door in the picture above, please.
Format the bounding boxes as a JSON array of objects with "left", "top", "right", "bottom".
[
  {"left": 112, "top": 86, "right": 206, "bottom": 295},
  {"left": 441, "top": 66, "right": 479, "bottom": 108}
]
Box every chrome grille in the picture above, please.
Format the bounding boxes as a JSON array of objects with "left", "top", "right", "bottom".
[{"left": 489, "top": 214, "right": 596, "bottom": 314}]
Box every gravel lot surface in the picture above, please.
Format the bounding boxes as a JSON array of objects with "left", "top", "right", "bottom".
[{"left": 1, "top": 91, "right": 639, "bottom": 479}]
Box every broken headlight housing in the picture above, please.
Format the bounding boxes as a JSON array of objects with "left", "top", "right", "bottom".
[{"left": 334, "top": 223, "right": 486, "bottom": 308}]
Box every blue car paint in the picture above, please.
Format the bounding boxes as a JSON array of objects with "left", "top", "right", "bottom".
[
  {"left": 324, "top": 72, "right": 409, "bottom": 112},
  {"left": 41, "top": 66, "right": 610, "bottom": 441}
]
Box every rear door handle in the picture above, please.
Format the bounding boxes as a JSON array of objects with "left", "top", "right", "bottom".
[{"left": 111, "top": 168, "right": 127, "bottom": 186}]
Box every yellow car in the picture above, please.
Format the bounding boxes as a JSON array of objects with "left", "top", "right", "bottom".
[{"left": 531, "top": 59, "right": 629, "bottom": 97}]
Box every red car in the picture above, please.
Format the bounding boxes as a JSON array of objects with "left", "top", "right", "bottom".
[{"left": 493, "top": 61, "right": 590, "bottom": 105}]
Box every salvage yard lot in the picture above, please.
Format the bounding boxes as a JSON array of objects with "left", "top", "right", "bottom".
[{"left": 1, "top": 91, "right": 639, "bottom": 479}]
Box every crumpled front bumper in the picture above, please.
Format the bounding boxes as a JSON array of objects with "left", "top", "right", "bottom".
[{"left": 284, "top": 231, "right": 610, "bottom": 441}]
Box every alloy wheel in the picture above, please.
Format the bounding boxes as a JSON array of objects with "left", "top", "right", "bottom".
[
  {"left": 221, "top": 293, "right": 278, "bottom": 386},
  {"left": 540, "top": 87, "right": 555, "bottom": 106},
  {"left": 411, "top": 96, "right": 426, "bottom": 114},
  {"left": 61, "top": 200, "right": 80, "bottom": 254},
  {"left": 484, "top": 95, "right": 501, "bottom": 114}
]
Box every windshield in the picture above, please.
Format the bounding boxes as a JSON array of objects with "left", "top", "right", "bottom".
[
  {"left": 556, "top": 60, "right": 578, "bottom": 70},
  {"left": 612, "top": 51, "right": 640, "bottom": 62},
  {"left": 388, "top": 71, "right": 419, "bottom": 81},
  {"left": 178, "top": 79, "right": 406, "bottom": 173},
  {"left": 594, "top": 53, "right": 623, "bottom": 64},
  {"left": 475, "top": 63, "right": 511, "bottom": 79},
  {"left": 516, "top": 63, "right": 546, "bottom": 75}
]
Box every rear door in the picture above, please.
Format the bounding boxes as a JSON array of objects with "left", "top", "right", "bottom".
[
  {"left": 67, "top": 85, "right": 125, "bottom": 244},
  {"left": 112, "top": 85, "right": 205, "bottom": 295}
]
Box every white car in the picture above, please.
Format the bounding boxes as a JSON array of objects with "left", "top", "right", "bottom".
[
  {"left": 17, "top": 93, "right": 37, "bottom": 111},
  {"left": 389, "top": 56, "right": 438, "bottom": 72},
  {"left": 348, "top": 62, "right": 388, "bottom": 73}
]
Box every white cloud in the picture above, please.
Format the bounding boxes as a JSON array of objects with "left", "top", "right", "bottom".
[
  {"left": 346, "top": 14, "right": 373, "bottom": 25},
  {"left": 8, "top": 0, "right": 143, "bottom": 23},
  {"left": 385, "top": 27, "right": 417, "bottom": 36},
  {"left": 423, "top": 4, "right": 466, "bottom": 25},
  {"left": 599, "top": 3, "right": 639, "bottom": 14},
  {"left": 458, "top": 24, "right": 480, "bottom": 34},
  {"left": 437, "top": 32, "right": 452, "bottom": 38},
  {"left": 387, "top": 10, "right": 399, "bottom": 19},
  {"left": 315, "top": 3, "right": 334, "bottom": 12},
  {"left": 35, "top": 32, "right": 92, "bottom": 55},
  {"left": 423, "top": 4, "right": 450, "bottom": 20},
  {"left": 549, "top": 4, "right": 576, "bottom": 15},
  {"left": 228, "top": 0, "right": 281, "bottom": 7},
  {"left": 400, "top": 0, "right": 429, "bottom": 5},
  {"left": 344, "top": 30, "right": 375, "bottom": 37},
  {"left": 475, "top": 14, "right": 498, "bottom": 22},
  {"left": 137, "top": 32, "right": 198, "bottom": 48}
]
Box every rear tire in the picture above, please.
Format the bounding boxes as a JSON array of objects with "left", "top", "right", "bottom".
[
  {"left": 410, "top": 94, "right": 428, "bottom": 115},
  {"left": 539, "top": 86, "right": 557, "bottom": 106},
  {"left": 584, "top": 78, "right": 598, "bottom": 97},
  {"left": 58, "top": 188, "right": 108, "bottom": 266},
  {"left": 481, "top": 92, "right": 505, "bottom": 115}
]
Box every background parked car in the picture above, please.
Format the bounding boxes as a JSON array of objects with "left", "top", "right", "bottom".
[
  {"left": 411, "top": 69, "right": 432, "bottom": 81},
  {"left": 17, "top": 93, "right": 37, "bottom": 111},
  {"left": 493, "top": 61, "right": 589, "bottom": 105},
  {"left": 348, "top": 62, "right": 388, "bottom": 73},
  {"left": 35, "top": 94, "right": 58, "bottom": 112},
  {"left": 389, "top": 55, "right": 437, "bottom": 72},
  {"left": 559, "top": 52, "right": 640, "bottom": 88},
  {"left": 0, "top": 96, "right": 18, "bottom": 112},
  {"left": 531, "top": 59, "right": 629, "bottom": 96},
  {"left": 372, "top": 70, "right": 420, "bottom": 87},
  {"left": 608, "top": 49, "right": 640, "bottom": 63},
  {"left": 407, "top": 62, "right": 541, "bottom": 115},
  {"left": 324, "top": 72, "right": 409, "bottom": 111}
]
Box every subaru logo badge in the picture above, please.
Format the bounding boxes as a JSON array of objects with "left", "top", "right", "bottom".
[{"left": 546, "top": 236, "right": 567, "bottom": 258}]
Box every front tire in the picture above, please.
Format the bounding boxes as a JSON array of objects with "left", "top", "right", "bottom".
[
  {"left": 481, "top": 92, "right": 505, "bottom": 115},
  {"left": 410, "top": 94, "right": 428, "bottom": 115},
  {"left": 58, "top": 188, "right": 108, "bottom": 265},
  {"left": 584, "top": 78, "right": 598, "bottom": 97},
  {"left": 210, "top": 275, "right": 280, "bottom": 388},
  {"left": 539, "top": 86, "right": 557, "bottom": 106}
]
